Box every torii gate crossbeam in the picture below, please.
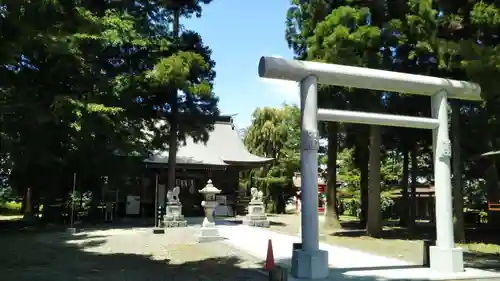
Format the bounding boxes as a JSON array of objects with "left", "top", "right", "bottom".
[{"left": 258, "top": 56, "right": 481, "bottom": 280}]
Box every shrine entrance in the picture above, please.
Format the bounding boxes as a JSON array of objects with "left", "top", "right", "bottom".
[{"left": 258, "top": 56, "right": 481, "bottom": 279}]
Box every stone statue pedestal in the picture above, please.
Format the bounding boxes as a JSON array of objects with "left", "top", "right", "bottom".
[
  {"left": 244, "top": 200, "right": 270, "bottom": 228},
  {"left": 163, "top": 202, "right": 187, "bottom": 228}
]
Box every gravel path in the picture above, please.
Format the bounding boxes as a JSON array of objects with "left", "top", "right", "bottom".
[{"left": 0, "top": 226, "right": 267, "bottom": 281}]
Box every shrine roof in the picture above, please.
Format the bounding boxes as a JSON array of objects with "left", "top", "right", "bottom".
[{"left": 144, "top": 120, "right": 273, "bottom": 167}]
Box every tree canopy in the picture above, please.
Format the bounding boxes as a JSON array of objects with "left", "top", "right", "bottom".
[{"left": 0, "top": 0, "right": 219, "bottom": 217}]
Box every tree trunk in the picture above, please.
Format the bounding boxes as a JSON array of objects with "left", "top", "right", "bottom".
[
  {"left": 166, "top": 8, "right": 181, "bottom": 194},
  {"left": 24, "top": 187, "right": 33, "bottom": 215},
  {"left": 399, "top": 148, "right": 410, "bottom": 226},
  {"left": 356, "top": 125, "right": 369, "bottom": 227},
  {"left": 323, "top": 122, "right": 341, "bottom": 230},
  {"left": 409, "top": 145, "right": 418, "bottom": 230},
  {"left": 367, "top": 125, "right": 382, "bottom": 236},
  {"left": 359, "top": 147, "right": 369, "bottom": 228},
  {"left": 451, "top": 100, "right": 465, "bottom": 242},
  {"left": 23, "top": 186, "right": 35, "bottom": 222}
]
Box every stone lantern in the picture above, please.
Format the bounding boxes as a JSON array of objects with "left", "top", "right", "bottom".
[{"left": 198, "top": 179, "right": 222, "bottom": 242}]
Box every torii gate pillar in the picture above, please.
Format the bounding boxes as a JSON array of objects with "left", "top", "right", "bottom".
[{"left": 292, "top": 75, "right": 329, "bottom": 279}]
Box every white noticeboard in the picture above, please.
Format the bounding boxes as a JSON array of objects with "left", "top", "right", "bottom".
[
  {"left": 215, "top": 195, "right": 227, "bottom": 205},
  {"left": 214, "top": 195, "right": 233, "bottom": 217},
  {"left": 126, "top": 195, "right": 141, "bottom": 215},
  {"left": 158, "top": 184, "right": 166, "bottom": 207}
]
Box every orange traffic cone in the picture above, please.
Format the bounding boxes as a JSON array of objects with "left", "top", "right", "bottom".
[{"left": 264, "top": 239, "right": 276, "bottom": 270}]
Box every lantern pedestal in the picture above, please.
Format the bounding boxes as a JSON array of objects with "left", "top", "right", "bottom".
[
  {"left": 198, "top": 200, "right": 222, "bottom": 242},
  {"left": 198, "top": 180, "right": 223, "bottom": 243}
]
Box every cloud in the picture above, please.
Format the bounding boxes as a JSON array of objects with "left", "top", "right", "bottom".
[
  {"left": 260, "top": 78, "right": 300, "bottom": 104},
  {"left": 258, "top": 54, "right": 300, "bottom": 104}
]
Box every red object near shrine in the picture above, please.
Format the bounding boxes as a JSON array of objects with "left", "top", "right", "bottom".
[
  {"left": 318, "top": 183, "right": 326, "bottom": 213},
  {"left": 293, "top": 172, "right": 327, "bottom": 213},
  {"left": 488, "top": 200, "right": 500, "bottom": 211}
]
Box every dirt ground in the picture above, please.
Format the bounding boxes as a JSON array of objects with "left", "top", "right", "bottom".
[
  {"left": 0, "top": 214, "right": 23, "bottom": 221},
  {"left": 256, "top": 214, "right": 500, "bottom": 269},
  {"left": 0, "top": 226, "right": 267, "bottom": 281},
  {"left": 3, "top": 213, "right": 499, "bottom": 280}
]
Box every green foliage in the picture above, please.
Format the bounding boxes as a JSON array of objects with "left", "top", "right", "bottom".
[
  {"left": 243, "top": 104, "right": 301, "bottom": 213},
  {"left": 342, "top": 197, "right": 361, "bottom": 217},
  {"left": 285, "top": 0, "right": 500, "bottom": 227},
  {"left": 308, "top": 6, "right": 382, "bottom": 66},
  {"left": 337, "top": 148, "right": 360, "bottom": 189},
  {"left": 0, "top": 0, "right": 218, "bottom": 215},
  {"left": 342, "top": 191, "right": 395, "bottom": 219},
  {"left": 0, "top": 201, "right": 22, "bottom": 214}
]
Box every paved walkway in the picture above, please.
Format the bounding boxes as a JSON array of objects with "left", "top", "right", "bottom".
[
  {"left": 218, "top": 224, "right": 410, "bottom": 268},
  {"left": 217, "top": 224, "right": 500, "bottom": 281}
]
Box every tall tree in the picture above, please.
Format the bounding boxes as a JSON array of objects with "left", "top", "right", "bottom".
[
  {"left": 243, "top": 105, "right": 300, "bottom": 213},
  {"left": 158, "top": 0, "right": 215, "bottom": 197},
  {"left": 0, "top": 0, "right": 219, "bottom": 220}
]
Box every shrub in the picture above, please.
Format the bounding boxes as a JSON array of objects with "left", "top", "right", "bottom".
[
  {"left": 0, "top": 201, "right": 22, "bottom": 214},
  {"left": 341, "top": 193, "right": 395, "bottom": 219},
  {"left": 342, "top": 197, "right": 361, "bottom": 217}
]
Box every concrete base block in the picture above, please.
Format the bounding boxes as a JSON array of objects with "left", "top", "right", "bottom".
[
  {"left": 244, "top": 219, "right": 270, "bottom": 228},
  {"left": 152, "top": 228, "right": 165, "bottom": 234},
  {"left": 246, "top": 214, "right": 267, "bottom": 221},
  {"left": 269, "top": 265, "right": 288, "bottom": 281},
  {"left": 291, "top": 249, "right": 329, "bottom": 279},
  {"left": 162, "top": 214, "right": 187, "bottom": 228},
  {"left": 243, "top": 214, "right": 270, "bottom": 228},
  {"left": 66, "top": 227, "right": 79, "bottom": 234},
  {"left": 430, "top": 246, "right": 464, "bottom": 272},
  {"left": 198, "top": 227, "right": 222, "bottom": 243},
  {"left": 164, "top": 214, "right": 185, "bottom": 221},
  {"left": 163, "top": 220, "right": 188, "bottom": 228}
]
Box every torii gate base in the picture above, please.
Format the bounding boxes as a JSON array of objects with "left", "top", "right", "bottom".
[{"left": 258, "top": 56, "right": 482, "bottom": 280}]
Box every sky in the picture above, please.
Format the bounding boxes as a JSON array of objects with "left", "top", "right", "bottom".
[{"left": 184, "top": 0, "right": 299, "bottom": 129}]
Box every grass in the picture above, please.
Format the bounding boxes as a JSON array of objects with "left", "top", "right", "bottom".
[
  {"left": 265, "top": 214, "right": 500, "bottom": 268},
  {"left": 459, "top": 242, "right": 500, "bottom": 254},
  {"left": 0, "top": 214, "right": 23, "bottom": 221}
]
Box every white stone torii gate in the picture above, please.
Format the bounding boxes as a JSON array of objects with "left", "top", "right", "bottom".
[{"left": 258, "top": 56, "right": 481, "bottom": 279}]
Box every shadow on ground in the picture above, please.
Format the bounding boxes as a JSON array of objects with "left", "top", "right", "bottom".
[
  {"left": 0, "top": 216, "right": 249, "bottom": 234},
  {"left": 226, "top": 218, "right": 286, "bottom": 227},
  {"left": 330, "top": 221, "right": 500, "bottom": 271},
  {"left": 464, "top": 252, "right": 500, "bottom": 270},
  {"left": 328, "top": 265, "right": 430, "bottom": 281},
  {"left": 0, "top": 227, "right": 266, "bottom": 281},
  {"left": 275, "top": 258, "right": 438, "bottom": 281},
  {"left": 333, "top": 220, "right": 500, "bottom": 245}
]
